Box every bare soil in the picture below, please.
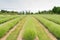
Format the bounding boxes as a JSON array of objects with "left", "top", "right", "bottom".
[
  {"left": 34, "top": 36, "right": 39, "bottom": 40},
  {"left": 17, "top": 18, "right": 27, "bottom": 40}
]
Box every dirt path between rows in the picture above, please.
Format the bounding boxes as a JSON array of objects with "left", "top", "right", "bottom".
[
  {"left": 17, "top": 26, "right": 24, "bottom": 40},
  {"left": 34, "top": 36, "right": 39, "bottom": 40},
  {"left": 33, "top": 17, "right": 57, "bottom": 40},
  {"left": 17, "top": 17, "right": 28, "bottom": 40},
  {"left": 0, "top": 18, "right": 26, "bottom": 40},
  {"left": 17, "top": 17, "right": 39, "bottom": 40}
]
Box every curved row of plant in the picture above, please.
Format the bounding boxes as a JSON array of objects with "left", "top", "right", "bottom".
[
  {"left": 0, "top": 15, "right": 7, "bottom": 19},
  {"left": 0, "top": 15, "right": 19, "bottom": 24},
  {"left": 22, "top": 16, "right": 51, "bottom": 40},
  {"left": 6, "top": 16, "right": 26, "bottom": 40},
  {"left": 0, "top": 16, "right": 24, "bottom": 38},
  {"left": 41, "top": 14, "right": 60, "bottom": 24},
  {"left": 0, "top": 15, "right": 16, "bottom": 19},
  {"left": 22, "top": 16, "right": 36, "bottom": 40},
  {"left": 33, "top": 17, "right": 51, "bottom": 40},
  {"left": 35, "top": 16, "right": 60, "bottom": 39}
]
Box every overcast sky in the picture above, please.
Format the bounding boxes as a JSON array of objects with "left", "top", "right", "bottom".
[{"left": 0, "top": 0, "right": 60, "bottom": 12}]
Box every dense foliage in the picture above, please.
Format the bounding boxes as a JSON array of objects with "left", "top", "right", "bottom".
[{"left": 52, "top": 6, "right": 60, "bottom": 14}]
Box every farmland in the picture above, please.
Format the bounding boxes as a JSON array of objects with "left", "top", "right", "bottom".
[{"left": 0, "top": 14, "right": 60, "bottom": 40}]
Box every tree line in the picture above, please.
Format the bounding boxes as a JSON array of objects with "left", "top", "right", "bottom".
[{"left": 0, "top": 6, "right": 60, "bottom": 15}]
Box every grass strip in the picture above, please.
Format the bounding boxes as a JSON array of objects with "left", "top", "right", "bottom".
[{"left": 22, "top": 16, "right": 36, "bottom": 40}]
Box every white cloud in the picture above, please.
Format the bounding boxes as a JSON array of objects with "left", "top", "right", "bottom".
[{"left": 0, "top": 0, "right": 60, "bottom": 12}]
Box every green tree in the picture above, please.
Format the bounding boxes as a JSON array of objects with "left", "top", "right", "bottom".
[{"left": 52, "top": 6, "right": 60, "bottom": 14}]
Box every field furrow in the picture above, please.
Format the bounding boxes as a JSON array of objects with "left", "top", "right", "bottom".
[
  {"left": 33, "top": 17, "right": 57, "bottom": 40},
  {"left": 0, "top": 16, "right": 24, "bottom": 38},
  {"left": 6, "top": 16, "right": 27, "bottom": 40},
  {"left": 41, "top": 15, "right": 60, "bottom": 24},
  {"left": 0, "top": 15, "right": 19, "bottom": 24},
  {"left": 35, "top": 15, "right": 60, "bottom": 40},
  {"left": 21, "top": 16, "right": 36, "bottom": 40},
  {"left": 19, "top": 16, "right": 52, "bottom": 40},
  {"left": 0, "top": 14, "right": 60, "bottom": 40}
]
